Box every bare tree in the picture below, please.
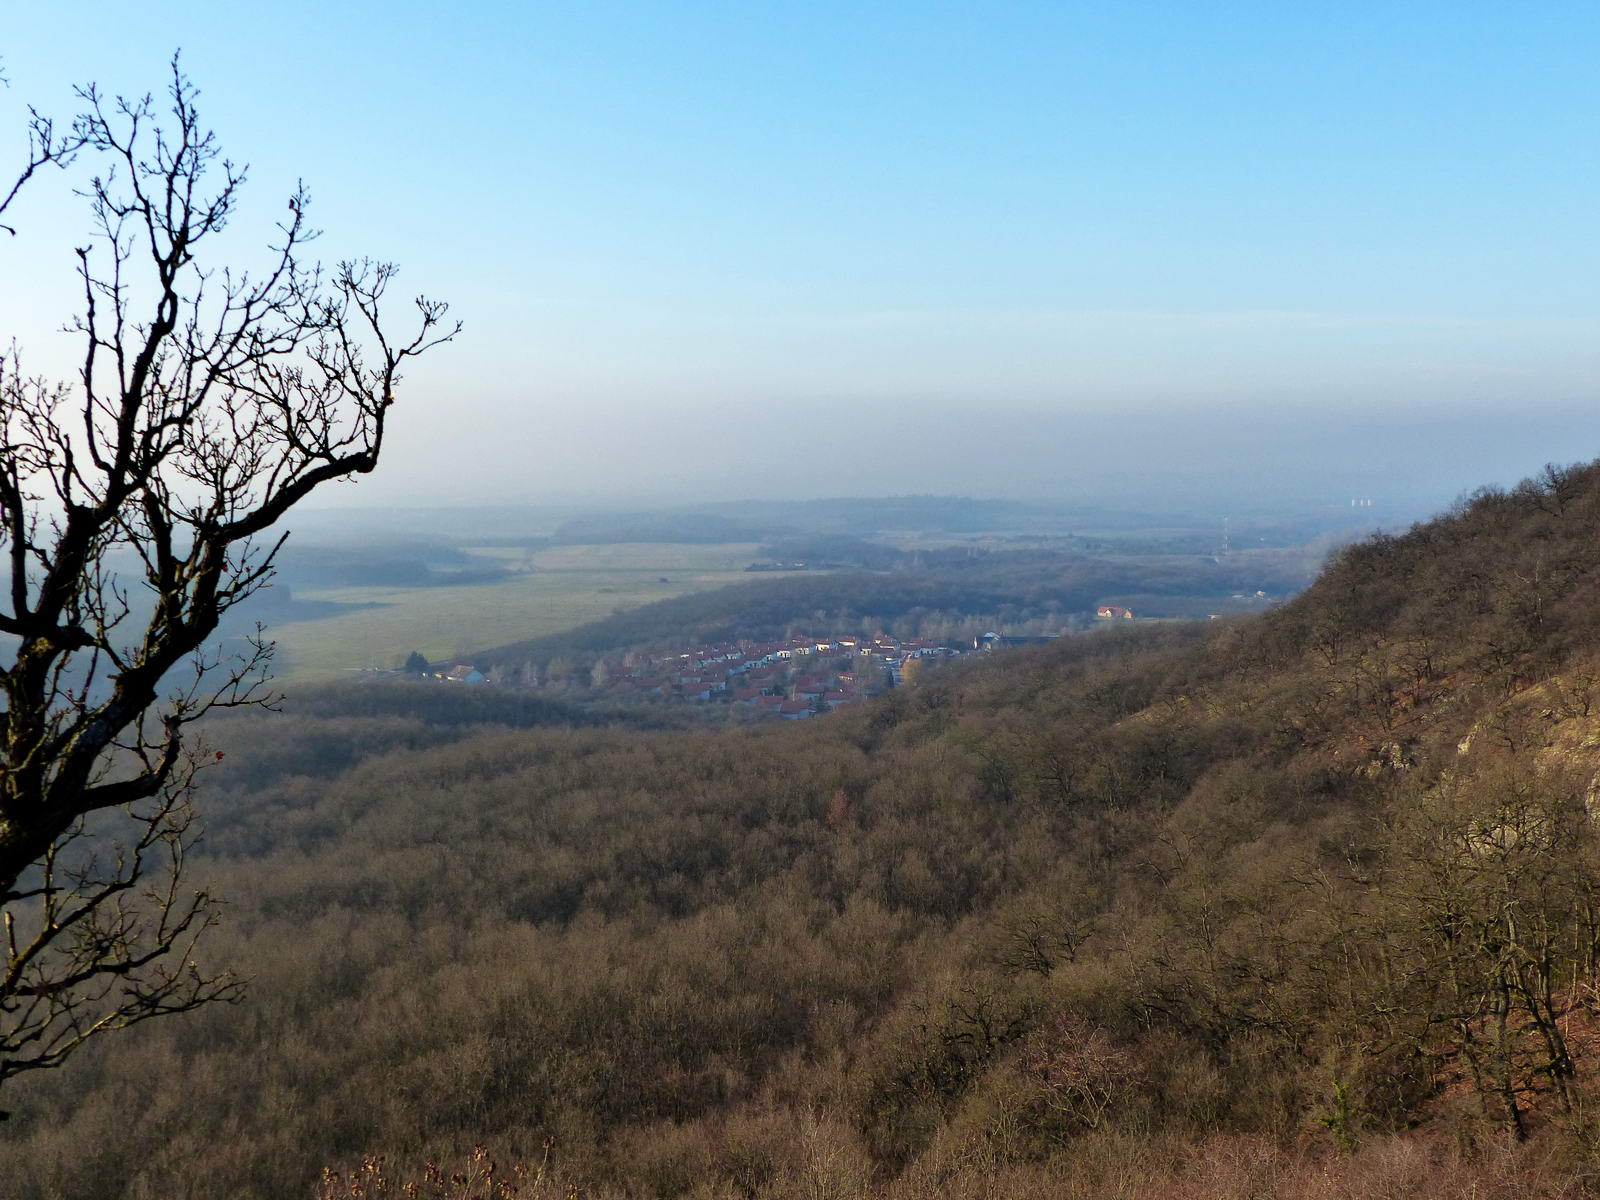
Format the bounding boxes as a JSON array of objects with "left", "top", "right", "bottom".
[{"left": 0, "top": 59, "right": 458, "bottom": 1109}]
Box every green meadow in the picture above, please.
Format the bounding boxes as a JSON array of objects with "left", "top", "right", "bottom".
[{"left": 264, "top": 542, "right": 778, "bottom": 682}]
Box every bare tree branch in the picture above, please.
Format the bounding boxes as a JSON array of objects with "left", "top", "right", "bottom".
[{"left": 0, "top": 56, "right": 458, "bottom": 1107}]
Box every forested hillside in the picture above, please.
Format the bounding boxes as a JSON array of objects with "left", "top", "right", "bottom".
[{"left": 8, "top": 463, "right": 1600, "bottom": 1197}]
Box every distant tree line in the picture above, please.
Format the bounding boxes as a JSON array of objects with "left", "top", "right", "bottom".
[
  {"left": 270, "top": 541, "right": 514, "bottom": 589},
  {"left": 548, "top": 513, "right": 776, "bottom": 545}
]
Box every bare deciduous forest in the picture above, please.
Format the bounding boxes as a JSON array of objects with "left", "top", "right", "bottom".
[{"left": 8, "top": 462, "right": 1600, "bottom": 1196}]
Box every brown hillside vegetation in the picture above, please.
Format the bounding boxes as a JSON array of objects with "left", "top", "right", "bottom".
[{"left": 10, "top": 463, "right": 1600, "bottom": 1196}]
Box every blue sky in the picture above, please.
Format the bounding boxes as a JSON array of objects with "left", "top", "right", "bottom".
[{"left": 3, "top": 2, "right": 1599, "bottom": 511}]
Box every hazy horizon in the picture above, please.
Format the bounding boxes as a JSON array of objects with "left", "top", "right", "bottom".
[{"left": 294, "top": 396, "right": 1600, "bottom": 525}]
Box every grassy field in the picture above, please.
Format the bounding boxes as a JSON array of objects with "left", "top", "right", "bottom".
[
  {"left": 523, "top": 542, "right": 766, "bottom": 571},
  {"left": 265, "top": 543, "right": 778, "bottom": 682}
]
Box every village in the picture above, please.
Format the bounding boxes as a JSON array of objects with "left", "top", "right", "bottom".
[
  {"left": 400, "top": 603, "right": 1187, "bottom": 718},
  {"left": 414, "top": 626, "right": 1092, "bottom": 718},
  {"left": 402, "top": 598, "right": 1182, "bottom": 715},
  {"left": 575, "top": 633, "right": 958, "bottom": 717}
]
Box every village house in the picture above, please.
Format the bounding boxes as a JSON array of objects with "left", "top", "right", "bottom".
[{"left": 976, "top": 632, "right": 1060, "bottom": 651}]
